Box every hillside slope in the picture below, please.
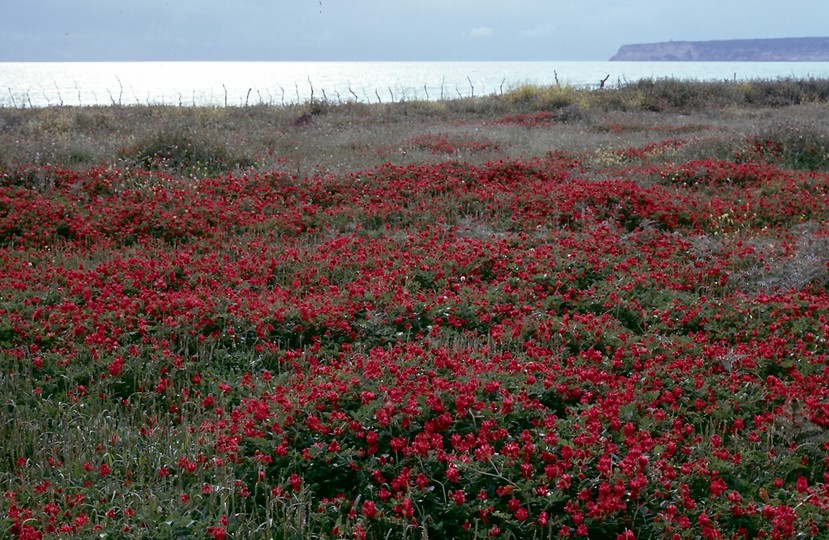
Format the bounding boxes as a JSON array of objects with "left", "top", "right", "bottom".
[{"left": 610, "top": 37, "right": 829, "bottom": 61}]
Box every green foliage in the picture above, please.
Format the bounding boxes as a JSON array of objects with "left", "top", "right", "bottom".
[
  {"left": 2, "top": 79, "right": 829, "bottom": 177},
  {"left": 2, "top": 84, "right": 829, "bottom": 539},
  {"left": 123, "top": 129, "right": 252, "bottom": 176},
  {"left": 500, "top": 84, "right": 581, "bottom": 110},
  {"left": 609, "top": 77, "right": 829, "bottom": 112},
  {"left": 752, "top": 121, "right": 829, "bottom": 170}
]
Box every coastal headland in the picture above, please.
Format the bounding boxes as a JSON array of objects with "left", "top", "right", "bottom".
[{"left": 610, "top": 36, "right": 829, "bottom": 61}]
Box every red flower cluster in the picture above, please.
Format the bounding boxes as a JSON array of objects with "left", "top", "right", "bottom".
[{"left": 1, "top": 143, "right": 828, "bottom": 538}]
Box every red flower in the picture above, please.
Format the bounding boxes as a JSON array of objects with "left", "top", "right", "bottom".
[
  {"left": 709, "top": 477, "right": 727, "bottom": 497},
  {"left": 453, "top": 490, "right": 466, "bottom": 506},
  {"left": 43, "top": 502, "right": 60, "bottom": 515},
  {"left": 208, "top": 526, "right": 227, "bottom": 540},
  {"left": 107, "top": 356, "right": 124, "bottom": 376},
  {"left": 446, "top": 464, "right": 460, "bottom": 482},
  {"left": 398, "top": 497, "right": 414, "bottom": 518},
  {"left": 361, "top": 500, "right": 378, "bottom": 518},
  {"left": 353, "top": 523, "right": 367, "bottom": 540}
]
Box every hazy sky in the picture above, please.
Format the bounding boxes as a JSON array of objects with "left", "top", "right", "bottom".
[{"left": 2, "top": 0, "right": 827, "bottom": 62}]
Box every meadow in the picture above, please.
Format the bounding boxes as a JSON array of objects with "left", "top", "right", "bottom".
[{"left": 1, "top": 79, "right": 828, "bottom": 539}]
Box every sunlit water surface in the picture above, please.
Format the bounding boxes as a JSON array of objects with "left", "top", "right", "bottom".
[{"left": 2, "top": 61, "right": 828, "bottom": 107}]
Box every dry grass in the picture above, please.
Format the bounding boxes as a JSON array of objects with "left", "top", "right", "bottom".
[
  {"left": 2, "top": 79, "right": 829, "bottom": 178},
  {"left": 0, "top": 80, "right": 829, "bottom": 184}
]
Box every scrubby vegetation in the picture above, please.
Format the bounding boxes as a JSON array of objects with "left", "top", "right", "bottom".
[
  {"left": 3, "top": 77, "right": 829, "bottom": 176},
  {"left": 1, "top": 79, "right": 828, "bottom": 539}
]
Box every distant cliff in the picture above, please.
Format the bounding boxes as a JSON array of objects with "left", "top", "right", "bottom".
[{"left": 610, "top": 37, "right": 829, "bottom": 61}]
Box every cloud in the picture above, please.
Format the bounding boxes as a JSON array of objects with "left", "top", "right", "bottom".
[
  {"left": 470, "top": 26, "right": 494, "bottom": 38},
  {"left": 521, "top": 23, "right": 556, "bottom": 38}
]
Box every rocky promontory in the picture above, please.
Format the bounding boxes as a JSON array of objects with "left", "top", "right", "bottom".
[{"left": 610, "top": 37, "right": 829, "bottom": 61}]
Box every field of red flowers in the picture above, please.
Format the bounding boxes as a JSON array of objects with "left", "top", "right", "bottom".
[{"left": 1, "top": 116, "right": 829, "bottom": 539}]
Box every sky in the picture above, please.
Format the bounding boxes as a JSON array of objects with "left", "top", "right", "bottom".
[{"left": 1, "top": 0, "right": 827, "bottom": 62}]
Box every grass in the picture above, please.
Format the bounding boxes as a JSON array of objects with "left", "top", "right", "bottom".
[
  {"left": 3, "top": 78, "right": 829, "bottom": 178},
  {"left": 1, "top": 78, "right": 828, "bottom": 539}
]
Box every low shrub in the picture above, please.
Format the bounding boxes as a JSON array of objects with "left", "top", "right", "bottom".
[
  {"left": 742, "top": 77, "right": 829, "bottom": 106},
  {"left": 751, "top": 121, "right": 829, "bottom": 171},
  {"left": 603, "top": 78, "right": 829, "bottom": 112},
  {"left": 500, "top": 84, "right": 583, "bottom": 111},
  {"left": 121, "top": 129, "right": 252, "bottom": 176}
]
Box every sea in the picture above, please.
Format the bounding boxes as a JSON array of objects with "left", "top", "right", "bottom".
[{"left": 2, "top": 61, "right": 829, "bottom": 108}]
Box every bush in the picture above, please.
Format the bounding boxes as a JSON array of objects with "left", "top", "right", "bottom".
[
  {"left": 601, "top": 78, "right": 829, "bottom": 112},
  {"left": 752, "top": 121, "right": 829, "bottom": 170},
  {"left": 672, "top": 136, "right": 753, "bottom": 163},
  {"left": 122, "top": 129, "right": 251, "bottom": 176},
  {"left": 742, "top": 78, "right": 829, "bottom": 107},
  {"left": 500, "top": 84, "right": 582, "bottom": 111}
]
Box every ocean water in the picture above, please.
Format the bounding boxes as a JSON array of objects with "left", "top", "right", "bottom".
[{"left": 2, "top": 60, "right": 829, "bottom": 108}]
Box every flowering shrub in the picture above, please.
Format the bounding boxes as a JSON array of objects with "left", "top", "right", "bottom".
[
  {"left": 749, "top": 122, "right": 829, "bottom": 171},
  {"left": 1, "top": 142, "right": 828, "bottom": 539}
]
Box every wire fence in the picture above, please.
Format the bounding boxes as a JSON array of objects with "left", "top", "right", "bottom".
[
  {"left": 6, "top": 60, "right": 826, "bottom": 109},
  {"left": 2, "top": 77, "right": 608, "bottom": 109}
]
